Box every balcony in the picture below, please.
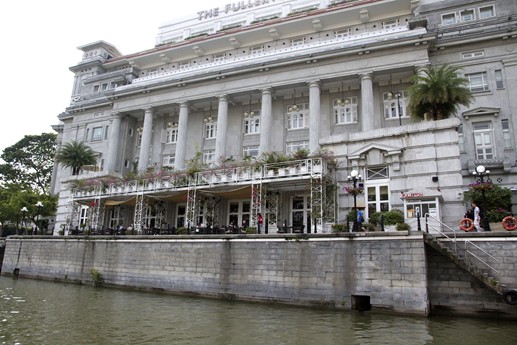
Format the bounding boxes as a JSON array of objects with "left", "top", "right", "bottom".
[{"left": 71, "top": 158, "right": 329, "bottom": 200}]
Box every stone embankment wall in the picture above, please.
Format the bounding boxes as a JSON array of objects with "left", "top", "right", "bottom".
[
  {"left": 2, "top": 232, "right": 517, "bottom": 318},
  {"left": 426, "top": 233, "right": 517, "bottom": 318}
]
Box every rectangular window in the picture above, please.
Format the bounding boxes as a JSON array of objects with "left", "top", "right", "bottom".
[
  {"left": 466, "top": 72, "right": 489, "bottom": 92},
  {"left": 104, "top": 125, "right": 109, "bottom": 140},
  {"left": 250, "top": 46, "right": 263, "bottom": 54},
  {"left": 441, "top": 13, "right": 456, "bottom": 25},
  {"left": 460, "top": 9, "right": 475, "bottom": 22},
  {"left": 287, "top": 103, "right": 309, "bottom": 129},
  {"left": 228, "top": 200, "right": 250, "bottom": 228},
  {"left": 462, "top": 51, "right": 484, "bottom": 59},
  {"left": 366, "top": 184, "right": 390, "bottom": 218},
  {"left": 203, "top": 150, "right": 215, "bottom": 165},
  {"left": 457, "top": 124, "right": 465, "bottom": 152},
  {"left": 91, "top": 127, "right": 103, "bottom": 141},
  {"left": 244, "top": 111, "right": 260, "bottom": 134},
  {"left": 479, "top": 5, "right": 495, "bottom": 19},
  {"left": 366, "top": 166, "right": 389, "bottom": 180},
  {"left": 93, "top": 85, "right": 100, "bottom": 93},
  {"left": 383, "top": 91, "right": 408, "bottom": 119},
  {"left": 205, "top": 122, "right": 217, "bottom": 139},
  {"left": 176, "top": 204, "right": 186, "bottom": 228},
  {"left": 290, "top": 37, "right": 306, "bottom": 47},
  {"left": 502, "top": 119, "right": 512, "bottom": 149},
  {"left": 178, "top": 61, "right": 190, "bottom": 69},
  {"left": 286, "top": 141, "right": 309, "bottom": 153},
  {"left": 166, "top": 128, "right": 178, "bottom": 143},
  {"left": 109, "top": 207, "right": 123, "bottom": 229},
  {"left": 213, "top": 53, "right": 226, "bottom": 62},
  {"left": 162, "top": 154, "right": 176, "bottom": 167},
  {"left": 101, "top": 83, "right": 109, "bottom": 91},
  {"left": 495, "top": 69, "right": 504, "bottom": 89},
  {"left": 473, "top": 121, "right": 494, "bottom": 159},
  {"left": 382, "top": 20, "right": 399, "bottom": 29},
  {"left": 243, "top": 146, "right": 259, "bottom": 159},
  {"left": 333, "top": 97, "right": 358, "bottom": 124},
  {"left": 334, "top": 29, "right": 350, "bottom": 39},
  {"left": 79, "top": 206, "right": 89, "bottom": 226}
]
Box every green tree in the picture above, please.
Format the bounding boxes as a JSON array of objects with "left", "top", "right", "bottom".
[
  {"left": 464, "top": 183, "right": 512, "bottom": 222},
  {"left": 0, "top": 133, "right": 57, "bottom": 194},
  {"left": 0, "top": 185, "right": 57, "bottom": 235},
  {"left": 407, "top": 65, "right": 474, "bottom": 121},
  {"left": 55, "top": 141, "right": 97, "bottom": 175}
]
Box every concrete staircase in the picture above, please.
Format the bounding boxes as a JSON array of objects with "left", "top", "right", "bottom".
[{"left": 423, "top": 232, "right": 506, "bottom": 295}]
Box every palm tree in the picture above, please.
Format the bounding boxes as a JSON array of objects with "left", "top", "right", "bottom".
[
  {"left": 55, "top": 141, "right": 97, "bottom": 175},
  {"left": 407, "top": 64, "right": 474, "bottom": 121}
]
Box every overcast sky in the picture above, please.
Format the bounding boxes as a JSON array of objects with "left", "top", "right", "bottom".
[{"left": 0, "top": 0, "right": 216, "bottom": 155}]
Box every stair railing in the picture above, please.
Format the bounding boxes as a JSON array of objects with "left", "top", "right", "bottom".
[{"left": 424, "top": 213, "right": 499, "bottom": 275}]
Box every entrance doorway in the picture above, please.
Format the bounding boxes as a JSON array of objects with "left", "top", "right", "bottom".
[{"left": 291, "top": 195, "right": 310, "bottom": 233}]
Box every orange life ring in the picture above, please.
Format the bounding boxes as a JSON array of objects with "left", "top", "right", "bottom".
[
  {"left": 502, "top": 216, "right": 517, "bottom": 231},
  {"left": 459, "top": 218, "right": 474, "bottom": 232}
]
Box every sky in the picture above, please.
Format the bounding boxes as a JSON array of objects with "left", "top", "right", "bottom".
[{"left": 0, "top": 0, "right": 216, "bottom": 155}]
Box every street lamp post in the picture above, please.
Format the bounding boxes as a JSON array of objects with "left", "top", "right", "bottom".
[
  {"left": 472, "top": 165, "right": 491, "bottom": 231},
  {"left": 347, "top": 170, "right": 362, "bottom": 232},
  {"left": 21, "top": 206, "right": 28, "bottom": 235},
  {"left": 35, "top": 201, "right": 44, "bottom": 235},
  {"left": 394, "top": 91, "right": 402, "bottom": 126}
]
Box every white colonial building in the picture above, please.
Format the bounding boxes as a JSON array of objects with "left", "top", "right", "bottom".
[{"left": 50, "top": 0, "right": 517, "bottom": 235}]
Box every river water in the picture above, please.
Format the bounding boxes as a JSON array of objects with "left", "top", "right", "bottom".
[{"left": 1, "top": 277, "right": 516, "bottom": 345}]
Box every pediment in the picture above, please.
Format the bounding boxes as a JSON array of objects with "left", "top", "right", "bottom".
[
  {"left": 462, "top": 107, "right": 500, "bottom": 119},
  {"left": 348, "top": 143, "right": 402, "bottom": 160},
  {"left": 348, "top": 143, "right": 403, "bottom": 171}
]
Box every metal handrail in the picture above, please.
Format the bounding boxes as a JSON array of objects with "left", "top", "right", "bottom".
[{"left": 424, "top": 213, "right": 499, "bottom": 275}]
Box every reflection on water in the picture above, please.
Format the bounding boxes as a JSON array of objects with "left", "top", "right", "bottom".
[{"left": 1, "top": 277, "right": 516, "bottom": 345}]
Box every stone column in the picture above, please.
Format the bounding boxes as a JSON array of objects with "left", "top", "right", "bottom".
[
  {"left": 106, "top": 112, "right": 122, "bottom": 172},
  {"left": 215, "top": 95, "right": 229, "bottom": 160},
  {"left": 152, "top": 116, "right": 165, "bottom": 167},
  {"left": 138, "top": 107, "right": 154, "bottom": 172},
  {"left": 308, "top": 80, "right": 321, "bottom": 153},
  {"left": 175, "top": 102, "right": 189, "bottom": 170},
  {"left": 360, "top": 72, "right": 375, "bottom": 132},
  {"left": 259, "top": 88, "right": 273, "bottom": 154}
]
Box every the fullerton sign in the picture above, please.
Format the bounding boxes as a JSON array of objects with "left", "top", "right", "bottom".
[{"left": 197, "top": 0, "right": 276, "bottom": 20}]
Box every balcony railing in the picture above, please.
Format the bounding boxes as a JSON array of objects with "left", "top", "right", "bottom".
[
  {"left": 118, "top": 26, "right": 421, "bottom": 90},
  {"left": 71, "top": 158, "right": 326, "bottom": 199}
]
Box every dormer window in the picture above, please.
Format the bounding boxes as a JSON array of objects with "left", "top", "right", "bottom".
[
  {"left": 479, "top": 5, "right": 495, "bottom": 19},
  {"left": 441, "top": 13, "right": 456, "bottom": 25},
  {"left": 460, "top": 9, "right": 475, "bottom": 22}
]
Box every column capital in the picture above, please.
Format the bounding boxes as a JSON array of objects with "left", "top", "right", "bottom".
[
  {"left": 359, "top": 72, "right": 374, "bottom": 80},
  {"left": 218, "top": 94, "right": 229, "bottom": 101},
  {"left": 261, "top": 87, "right": 272, "bottom": 94},
  {"left": 307, "top": 79, "right": 321, "bottom": 87}
]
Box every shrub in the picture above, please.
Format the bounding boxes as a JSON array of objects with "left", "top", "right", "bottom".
[
  {"left": 396, "top": 222, "right": 411, "bottom": 231},
  {"left": 245, "top": 227, "right": 257, "bottom": 234},
  {"left": 369, "top": 209, "right": 404, "bottom": 226},
  {"left": 90, "top": 268, "right": 104, "bottom": 287},
  {"left": 331, "top": 224, "right": 347, "bottom": 233},
  {"left": 176, "top": 227, "right": 189, "bottom": 234}
]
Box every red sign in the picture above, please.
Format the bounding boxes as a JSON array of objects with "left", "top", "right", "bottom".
[{"left": 401, "top": 192, "right": 424, "bottom": 199}]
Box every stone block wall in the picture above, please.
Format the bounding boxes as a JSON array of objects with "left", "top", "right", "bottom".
[
  {"left": 426, "top": 234, "right": 517, "bottom": 319},
  {"left": 3, "top": 233, "right": 517, "bottom": 318},
  {"left": 1, "top": 234, "right": 429, "bottom": 315}
]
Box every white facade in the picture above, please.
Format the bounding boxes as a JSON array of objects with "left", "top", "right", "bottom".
[{"left": 51, "top": 0, "right": 517, "bottom": 235}]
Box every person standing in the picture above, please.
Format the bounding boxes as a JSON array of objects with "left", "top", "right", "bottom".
[
  {"left": 357, "top": 208, "right": 364, "bottom": 231},
  {"left": 257, "top": 213, "right": 263, "bottom": 234},
  {"left": 472, "top": 202, "right": 483, "bottom": 232}
]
